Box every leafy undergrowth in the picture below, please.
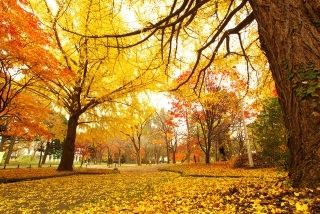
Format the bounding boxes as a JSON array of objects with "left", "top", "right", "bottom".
[{"left": 0, "top": 164, "right": 319, "bottom": 213}]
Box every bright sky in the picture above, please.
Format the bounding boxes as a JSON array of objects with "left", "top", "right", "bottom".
[{"left": 150, "top": 92, "right": 172, "bottom": 110}]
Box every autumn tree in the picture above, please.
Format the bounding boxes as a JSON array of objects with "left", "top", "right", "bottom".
[
  {"left": 170, "top": 127, "right": 183, "bottom": 164},
  {"left": 28, "top": 0, "right": 168, "bottom": 171},
  {"left": 0, "top": 0, "right": 67, "bottom": 120},
  {"left": 40, "top": 112, "right": 68, "bottom": 164},
  {"left": 1, "top": 0, "right": 71, "bottom": 165},
  {"left": 0, "top": 93, "right": 53, "bottom": 164},
  {"left": 171, "top": 68, "right": 243, "bottom": 164},
  {"left": 140, "top": 118, "right": 157, "bottom": 164},
  {"left": 147, "top": 122, "right": 166, "bottom": 164},
  {"left": 120, "top": 99, "right": 155, "bottom": 166},
  {"left": 229, "top": 117, "right": 246, "bottom": 156},
  {"left": 168, "top": 98, "right": 194, "bottom": 163},
  {"left": 153, "top": 109, "right": 176, "bottom": 164},
  {"left": 75, "top": 120, "right": 126, "bottom": 165},
  {"left": 75, "top": 134, "right": 90, "bottom": 166},
  {"left": 157, "top": 108, "right": 180, "bottom": 164},
  {"left": 195, "top": 74, "right": 237, "bottom": 163}
]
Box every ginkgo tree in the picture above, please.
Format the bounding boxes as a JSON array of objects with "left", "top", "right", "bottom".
[
  {"left": 119, "top": 96, "right": 156, "bottom": 166},
  {"left": 28, "top": 0, "right": 168, "bottom": 171},
  {"left": 75, "top": 122, "right": 122, "bottom": 165}
]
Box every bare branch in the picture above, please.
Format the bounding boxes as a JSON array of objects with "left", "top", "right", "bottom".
[{"left": 173, "top": 2, "right": 254, "bottom": 92}]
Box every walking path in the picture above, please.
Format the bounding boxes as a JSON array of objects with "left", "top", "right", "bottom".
[
  {"left": 86, "top": 163, "right": 172, "bottom": 172},
  {"left": 0, "top": 163, "right": 173, "bottom": 172}
]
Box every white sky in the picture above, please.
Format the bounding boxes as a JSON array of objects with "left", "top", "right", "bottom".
[{"left": 149, "top": 92, "right": 172, "bottom": 110}]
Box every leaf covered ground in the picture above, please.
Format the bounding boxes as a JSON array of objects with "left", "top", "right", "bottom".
[{"left": 0, "top": 164, "right": 319, "bottom": 213}]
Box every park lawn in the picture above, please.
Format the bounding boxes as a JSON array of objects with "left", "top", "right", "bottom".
[{"left": 0, "top": 164, "right": 319, "bottom": 213}]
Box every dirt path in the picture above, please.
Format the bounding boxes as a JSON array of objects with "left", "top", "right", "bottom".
[{"left": 86, "top": 163, "right": 171, "bottom": 172}]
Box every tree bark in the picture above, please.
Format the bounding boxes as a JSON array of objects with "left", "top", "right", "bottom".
[
  {"left": 0, "top": 136, "right": 4, "bottom": 152},
  {"left": 131, "top": 137, "right": 142, "bottom": 166},
  {"left": 136, "top": 151, "right": 141, "bottom": 166},
  {"left": 166, "top": 138, "right": 170, "bottom": 164},
  {"left": 41, "top": 141, "right": 50, "bottom": 165},
  {"left": 172, "top": 149, "right": 176, "bottom": 164},
  {"left": 205, "top": 150, "right": 210, "bottom": 164},
  {"left": 249, "top": 0, "right": 320, "bottom": 188},
  {"left": 118, "top": 148, "right": 121, "bottom": 166},
  {"left": 186, "top": 113, "right": 191, "bottom": 163},
  {"left": 57, "top": 114, "right": 79, "bottom": 171},
  {"left": 38, "top": 147, "right": 43, "bottom": 168},
  {"left": 4, "top": 136, "right": 15, "bottom": 164}
]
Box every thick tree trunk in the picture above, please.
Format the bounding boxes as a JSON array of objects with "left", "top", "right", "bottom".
[
  {"left": 132, "top": 138, "right": 142, "bottom": 166},
  {"left": 204, "top": 140, "right": 212, "bottom": 164},
  {"left": 57, "top": 115, "right": 79, "bottom": 171},
  {"left": 172, "top": 150, "right": 176, "bottom": 164},
  {"left": 0, "top": 136, "right": 4, "bottom": 152},
  {"left": 205, "top": 150, "right": 210, "bottom": 164},
  {"left": 186, "top": 139, "right": 191, "bottom": 164},
  {"left": 249, "top": 0, "right": 320, "bottom": 188},
  {"left": 4, "top": 136, "right": 15, "bottom": 164},
  {"left": 136, "top": 151, "right": 141, "bottom": 166},
  {"left": 38, "top": 148, "right": 43, "bottom": 167},
  {"left": 118, "top": 148, "right": 121, "bottom": 166},
  {"left": 144, "top": 145, "right": 148, "bottom": 165},
  {"left": 41, "top": 141, "right": 50, "bottom": 165},
  {"left": 166, "top": 140, "right": 170, "bottom": 164}
]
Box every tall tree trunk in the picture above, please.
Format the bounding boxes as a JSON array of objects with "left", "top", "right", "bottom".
[
  {"left": 57, "top": 114, "right": 79, "bottom": 171},
  {"left": 41, "top": 141, "right": 50, "bottom": 165},
  {"left": 215, "top": 141, "right": 218, "bottom": 162},
  {"left": 136, "top": 150, "right": 141, "bottom": 166},
  {"left": 205, "top": 150, "right": 210, "bottom": 164},
  {"left": 186, "top": 114, "right": 191, "bottom": 163},
  {"left": 186, "top": 139, "right": 191, "bottom": 164},
  {"left": 106, "top": 146, "right": 111, "bottom": 167},
  {"left": 118, "top": 148, "right": 121, "bottom": 166},
  {"left": 166, "top": 139, "right": 170, "bottom": 164},
  {"left": 0, "top": 136, "right": 4, "bottom": 152},
  {"left": 144, "top": 145, "right": 148, "bottom": 165},
  {"left": 38, "top": 147, "right": 43, "bottom": 168},
  {"left": 132, "top": 138, "right": 142, "bottom": 166},
  {"left": 5, "top": 136, "right": 15, "bottom": 164},
  {"left": 172, "top": 149, "right": 176, "bottom": 164},
  {"left": 172, "top": 139, "right": 177, "bottom": 164},
  {"left": 249, "top": 0, "right": 320, "bottom": 188},
  {"left": 80, "top": 153, "right": 85, "bottom": 167},
  {"left": 206, "top": 141, "right": 212, "bottom": 164}
]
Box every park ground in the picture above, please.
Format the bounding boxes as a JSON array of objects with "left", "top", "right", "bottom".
[{"left": 0, "top": 163, "right": 319, "bottom": 213}]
